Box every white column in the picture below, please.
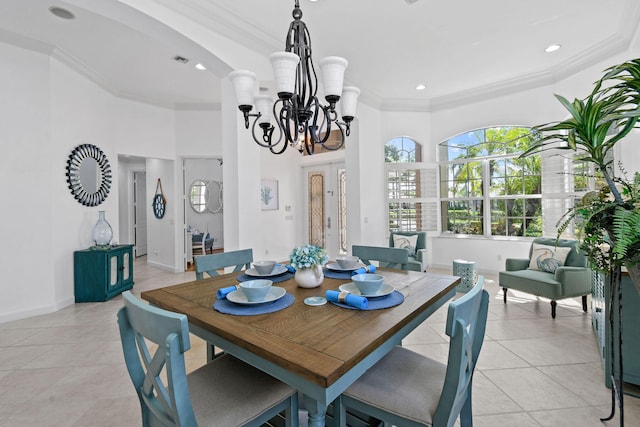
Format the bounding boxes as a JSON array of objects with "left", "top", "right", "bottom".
[{"left": 221, "top": 76, "right": 262, "bottom": 252}]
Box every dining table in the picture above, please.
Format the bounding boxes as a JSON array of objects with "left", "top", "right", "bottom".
[{"left": 141, "top": 267, "right": 460, "bottom": 427}]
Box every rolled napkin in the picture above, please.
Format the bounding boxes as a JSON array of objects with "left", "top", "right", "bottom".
[
  {"left": 326, "top": 290, "right": 368, "bottom": 309},
  {"left": 351, "top": 264, "right": 376, "bottom": 276},
  {"left": 216, "top": 285, "right": 238, "bottom": 299},
  {"left": 284, "top": 264, "right": 296, "bottom": 273}
]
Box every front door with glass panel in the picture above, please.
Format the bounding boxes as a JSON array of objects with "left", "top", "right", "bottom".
[{"left": 303, "top": 163, "right": 347, "bottom": 260}]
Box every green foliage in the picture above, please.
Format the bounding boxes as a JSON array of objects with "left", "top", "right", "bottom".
[
  {"left": 611, "top": 206, "right": 640, "bottom": 262},
  {"left": 524, "top": 58, "right": 640, "bottom": 273},
  {"left": 385, "top": 144, "right": 401, "bottom": 162},
  {"left": 289, "top": 244, "right": 328, "bottom": 269}
]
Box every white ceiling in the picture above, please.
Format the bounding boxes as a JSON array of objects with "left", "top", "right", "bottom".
[{"left": 1, "top": 0, "right": 639, "bottom": 111}]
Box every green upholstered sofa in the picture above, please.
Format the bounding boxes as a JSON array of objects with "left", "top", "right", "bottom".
[
  {"left": 499, "top": 237, "right": 591, "bottom": 318},
  {"left": 388, "top": 231, "right": 427, "bottom": 272}
]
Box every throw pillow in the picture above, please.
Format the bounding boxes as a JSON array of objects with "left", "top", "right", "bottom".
[
  {"left": 528, "top": 243, "right": 572, "bottom": 273},
  {"left": 393, "top": 234, "right": 418, "bottom": 257}
]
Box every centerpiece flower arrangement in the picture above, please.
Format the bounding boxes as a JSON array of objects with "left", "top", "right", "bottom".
[
  {"left": 289, "top": 244, "right": 328, "bottom": 288},
  {"left": 521, "top": 58, "right": 640, "bottom": 293}
]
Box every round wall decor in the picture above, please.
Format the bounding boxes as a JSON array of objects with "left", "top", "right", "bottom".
[
  {"left": 152, "top": 178, "right": 167, "bottom": 219},
  {"left": 65, "top": 143, "right": 112, "bottom": 207}
]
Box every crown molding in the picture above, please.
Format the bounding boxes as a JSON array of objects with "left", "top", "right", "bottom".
[
  {"left": 175, "top": 102, "right": 220, "bottom": 111},
  {"left": 0, "top": 28, "right": 53, "bottom": 55}
]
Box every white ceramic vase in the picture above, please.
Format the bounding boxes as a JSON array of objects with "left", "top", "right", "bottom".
[{"left": 294, "top": 265, "right": 324, "bottom": 288}]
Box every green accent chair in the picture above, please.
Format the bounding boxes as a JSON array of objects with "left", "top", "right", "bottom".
[
  {"left": 499, "top": 238, "right": 591, "bottom": 318},
  {"left": 352, "top": 245, "right": 410, "bottom": 271},
  {"left": 117, "top": 291, "right": 298, "bottom": 427},
  {"left": 334, "top": 277, "right": 489, "bottom": 427},
  {"left": 195, "top": 248, "right": 253, "bottom": 279},
  {"left": 389, "top": 231, "right": 427, "bottom": 271}
]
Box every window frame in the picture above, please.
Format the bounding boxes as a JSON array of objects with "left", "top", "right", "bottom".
[{"left": 438, "top": 126, "right": 543, "bottom": 239}]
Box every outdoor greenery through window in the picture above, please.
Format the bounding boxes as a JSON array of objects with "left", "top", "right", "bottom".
[
  {"left": 439, "top": 127, "right": 542, "bottom": 237},
  {"left": 386, "top": 137, "right": 424, "bottom": 232}
]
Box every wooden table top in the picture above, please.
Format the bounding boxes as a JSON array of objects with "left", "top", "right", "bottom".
[{"left": 141, "top": 269, "right": 459, "bottom": 389}]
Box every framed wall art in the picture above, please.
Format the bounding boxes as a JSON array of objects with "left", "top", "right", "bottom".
[{"left": 261, "top": 179, "right": 279, "bottom": 210}]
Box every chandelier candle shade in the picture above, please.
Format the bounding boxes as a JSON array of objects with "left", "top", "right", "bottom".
[{"left": 229, "top": 0, "right": 359, "bottom": 155}]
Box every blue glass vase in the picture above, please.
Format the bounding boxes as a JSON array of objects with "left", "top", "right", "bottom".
[{"left": 92, "top": 210, "right": 113, "bottom": 247}]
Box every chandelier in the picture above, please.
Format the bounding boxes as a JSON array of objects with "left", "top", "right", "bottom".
[{"left": 229, "top": 0, "right": 360, "bottom": 155}]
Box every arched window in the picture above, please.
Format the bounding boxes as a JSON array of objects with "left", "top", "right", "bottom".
[{"left": 385, "top": 136, "right": 421, "bottom": 163}]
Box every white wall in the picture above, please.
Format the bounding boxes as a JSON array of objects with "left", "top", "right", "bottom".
[
  {"left": 0, "top": 43, "right": 56, "bottom": 320},
  {"left": 0, "top": 41, "right": 182, "bottom": 322},
  {"left": 175, "top": 109, "right": 221, "bottom": 157},
  {"left": 145, "top": 158, "right": 176, "bottom": 270}
]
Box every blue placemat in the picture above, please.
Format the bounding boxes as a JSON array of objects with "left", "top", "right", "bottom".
[
  {"left": 322, "top": 268, "right": 354, "bottom": 280},
  {"left": 214, "top": 293, "right": 295, "bottom": 315},
  {"left": 329, "top": 291, "right": 404, "bottom": 310},
  {"left": 236, "top": 271, "right": 294, "bottom": 283}
]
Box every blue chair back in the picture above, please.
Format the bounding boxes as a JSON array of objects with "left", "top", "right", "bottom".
[
  {"left": 195, "top": 248, "right": 253, "bottom": 279},
  {"left": 352, "top": 245, "right": 409, "bottom": 270},
  {"left": 117, "top": 291, "right": 196, "bottom": 427},
  {"left": 434, "top": 276, "right": 489, "bottom": 426}
]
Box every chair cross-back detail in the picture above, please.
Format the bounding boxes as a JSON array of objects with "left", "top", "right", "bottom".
[
  {"left": 117, "top": 291, "right": 298, "bottom": 427},
  {"left": 352, "top": 245, "right": 410, "bottom": 270},
  {"left": 195, "top": 249, "right": 253, "bottom": 361},
  {"left": 195, "top": 248, "right": 253, "bottom": 280},
  {"left": 334, "top": 276, "right": 489, "bottom": 427}
]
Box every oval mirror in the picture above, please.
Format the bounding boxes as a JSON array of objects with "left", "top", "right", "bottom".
[
  {"left": 189, "top": 179, "right": 208, "bottom": 213},
  {"left": 65, "top": 144, "right": 112, "bottom": 206},
  {"left": 207, "top": 180, "right": 223, "bottom": 213}
]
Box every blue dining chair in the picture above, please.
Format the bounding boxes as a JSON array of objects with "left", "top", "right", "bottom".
[
  {"left": 117, "top": 291, "right": 299, "bottom": 427},
  {"left": 194, "top": 249, "right": 254, "bottom": 361},
  {"left": 195, "top": 248, "right": 253, "bottom": 279},
  {"left": 352, "top": 245, "right": 410, "bottom": 270},
  {"left": 334, "top": 276, "right": 489, "bottom": 427}
]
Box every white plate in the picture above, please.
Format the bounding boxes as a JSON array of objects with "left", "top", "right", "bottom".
[
  {"left": 227, "top": 286, "right": 286, "bottom": 305},
  {"left": 338, "top": 282, "right": 395, "bottom": 298},
  {"left": 245, "top": 264, "right": 289, "bottom": 277},
  {"left": 326, "top": 261, "right": 366, "bottom": 272}
]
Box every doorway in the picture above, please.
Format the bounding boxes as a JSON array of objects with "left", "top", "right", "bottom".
[
  {"left": 133, "top": 171, "right": 148, "bottom": 257},
  {"left": 303, "top": 163, "right": 347, "bottom": 260}
]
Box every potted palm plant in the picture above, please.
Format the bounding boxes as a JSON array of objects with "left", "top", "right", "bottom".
[{"left": 520, "top": 58, "right": 640, "bottom": 293}]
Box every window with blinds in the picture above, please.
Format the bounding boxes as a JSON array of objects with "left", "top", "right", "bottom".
[{"left": 385, "top": 137, "right": 438, "bottom": 233}]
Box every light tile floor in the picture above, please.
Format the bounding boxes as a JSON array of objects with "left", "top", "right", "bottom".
[{"left": 0, "top": 257, "right": 639, "bottom": 426}]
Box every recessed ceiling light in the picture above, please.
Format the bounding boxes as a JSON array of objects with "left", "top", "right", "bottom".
[
  {"left": 545, "top": 44, "right": 561, "bottom": 53},
  {"left": 416, "top": 84, "right": 426, "bottom": 91},
  {"left": 49, "top": 6, "right": 75, "bottom": 20},
  {"left": 195, "top": 63, "right": 206, "bottom": 70}
]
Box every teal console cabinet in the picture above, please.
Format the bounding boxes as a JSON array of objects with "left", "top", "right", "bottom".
[
  {"left": 592, "top": 271, "right": 640, "bottom": 388},
  {"left": 74, "top": 244, "right": 134, "bottom": 302}
]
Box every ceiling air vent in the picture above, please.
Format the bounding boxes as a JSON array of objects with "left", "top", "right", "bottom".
[{"left": 173, "top": 55, "right": 189, "bottom": 64}]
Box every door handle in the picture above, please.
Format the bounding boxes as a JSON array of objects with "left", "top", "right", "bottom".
[{"left": 327, "top": 217, "right": 331, "bottom": 229}]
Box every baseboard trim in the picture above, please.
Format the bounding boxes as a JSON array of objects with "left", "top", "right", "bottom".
[{"left": 0, "top": 295, "right": 75, "bottom": 324}]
